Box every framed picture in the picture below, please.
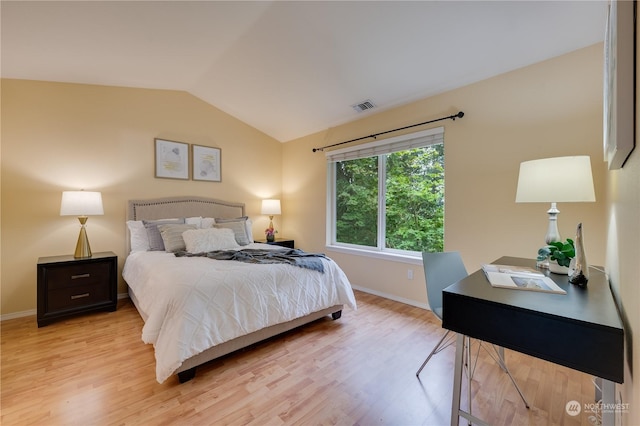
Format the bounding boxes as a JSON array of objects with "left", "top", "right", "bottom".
[
  {"left": 603, "top": 0, "right": 635, "bottom": 170},
  {"left": 155, "top": 139, "right": 189, "bottom": 180},
  {"left": 192, "top": 145, "right": 221, "bottom": 182}
]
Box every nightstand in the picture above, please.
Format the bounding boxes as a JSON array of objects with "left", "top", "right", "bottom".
[
  {"left": 37, "top": 251, "right": 117, "bottom": 327},
  {"left": 255, "top": 239, "right": 295, "bottom": 249}
]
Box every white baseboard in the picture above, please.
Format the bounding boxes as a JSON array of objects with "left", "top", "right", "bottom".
[
  {"left": 1, "top": 293, "right": 131, "bottom": 322},
  {"left": 350, "top": 284, "right": 430, "bottom": 310}
]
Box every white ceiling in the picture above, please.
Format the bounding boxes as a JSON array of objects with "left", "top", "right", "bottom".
[{"left": 1, "top": 1, "right": 608, "bottom": 142}]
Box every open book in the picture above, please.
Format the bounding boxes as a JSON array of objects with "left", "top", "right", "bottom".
[{"left": 482, "top": 264, "right": 567, "bottom": 294}]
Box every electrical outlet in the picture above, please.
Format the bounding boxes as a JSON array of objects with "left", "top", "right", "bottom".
[{"left": 407, "top": 269, "right": 414, "bottom": 280}]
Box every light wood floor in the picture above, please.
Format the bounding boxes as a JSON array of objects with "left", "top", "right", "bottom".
[{"left": 1, "top": 291, "right": 599, "bottom": 425}]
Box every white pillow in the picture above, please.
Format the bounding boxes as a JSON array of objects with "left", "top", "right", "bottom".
[
  {"left": 127, "top": 220, "right": 150, "bottom": 252},
  {"left": 201, "top": 217, "right": 216, "bottom": 228},
  {"left": 185, "top": 216, "right": 203, "bottom": 228},
  {"left": 245, "top": 218, "right": 253, "bottom": 242},
  {"left": 182, "top": 227, "right": 240, "bottom": 253}
]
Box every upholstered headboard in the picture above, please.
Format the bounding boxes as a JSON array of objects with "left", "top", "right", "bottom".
[
  {"left": 127, "top": 196, "right": 245, "bottom": 221},
  {"left": 126, "top": 196, "right": 246, "bottom": 254}
]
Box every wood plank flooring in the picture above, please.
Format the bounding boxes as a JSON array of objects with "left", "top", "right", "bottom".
[{"left": 1, "top": 291, "right": 599, "bottom": 425}]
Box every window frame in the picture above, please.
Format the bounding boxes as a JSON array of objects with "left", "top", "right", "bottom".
[{"left": 325, "top": 127, "right": 444, "bottom": 261}]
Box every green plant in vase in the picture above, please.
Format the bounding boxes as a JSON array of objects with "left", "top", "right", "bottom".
[{"left": 538, "top": 239, "right": 575, "bottom": 273}]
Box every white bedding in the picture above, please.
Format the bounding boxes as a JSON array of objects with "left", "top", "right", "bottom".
[{"left": 123, "top": 243, "right": 357, "bottom": 383}]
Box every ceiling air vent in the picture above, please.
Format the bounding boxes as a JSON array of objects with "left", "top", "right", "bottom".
[{"left": 351, "top": 100, "right": 376, "bottom": 113}]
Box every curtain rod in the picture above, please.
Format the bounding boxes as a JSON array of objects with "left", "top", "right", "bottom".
[{"left": 312, "top": 111, "right": 464, "bottom": 152}]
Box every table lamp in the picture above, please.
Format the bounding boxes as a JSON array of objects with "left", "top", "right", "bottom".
[
  {"left": 515, "top": 156, "right": 595, "bottom": 246},
  {"left": 261, "top": 199, "right": 281, "bottom": 230},
  {"left": 60, "top": 190, "right": 104, "bottom": 258}
]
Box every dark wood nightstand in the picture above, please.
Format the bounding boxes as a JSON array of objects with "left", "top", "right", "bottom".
[
  {"left": 255, "top": 239, "right": 295, "bottom": 249},
  {"left": 37, "top": 251, "right": 117, "bottom": 327}
]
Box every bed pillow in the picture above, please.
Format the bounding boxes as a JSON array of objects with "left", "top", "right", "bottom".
[
  {"left": 143, "top": 218, "right": 185, "bottom": 251},
  {"left": 185, "top": 216, "right": 203, "bottom": 228},
  {"left": 201, "top": 217, "right": 216, "bottom": 229},
  {"left": 182, "top": 227, "right": 240, "bottom": 253},
  {"left": 127, "top": 220, "right": 151, "bottom": 252},
  {"left": 214, "top": 216, "right": 252, "bottom": 245},
  {"left": 157, "top": 223, "right": 197, "bottom": 253}
]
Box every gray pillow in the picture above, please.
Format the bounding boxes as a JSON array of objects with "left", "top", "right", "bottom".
[
  {"left": 143, "top": 218, "right": 185, "bottom": 251},
  {"left": 158, "top": 223, "right": 197, "bottom": 253},
  {"left": 214, "top": 216, "right": 251, "bottom": 245}
]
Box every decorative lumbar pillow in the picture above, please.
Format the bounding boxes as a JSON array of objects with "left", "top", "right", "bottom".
[
  {"left": 143, "top": 218, "right": 185, "bottom": 251},
  {"left": 182, "top": 227, "right": 240, "bottom": 253},
  {"left": 158, "top": 224, "right": 197, "bottom": 253},
  {"left": 214, "top": 216, "right": 251, "bottom": 245},
  {"left": 127, "top": 220, "right": 150, "bottom": 252}
]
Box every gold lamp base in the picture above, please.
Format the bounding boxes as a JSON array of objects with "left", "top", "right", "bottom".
[{"left": 74, "top": 216, "right": 92, "bottom": 259}]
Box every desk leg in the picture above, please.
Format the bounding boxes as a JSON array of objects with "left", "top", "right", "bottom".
[
  {"left": 450, "top": 334, "right": 490, "bottom": 426},
  {"left": 601, "top": 379, "right": 616, "bottom": 426},
  {"left": 451, "top": 334, "right": 464, "bottom": 426}
]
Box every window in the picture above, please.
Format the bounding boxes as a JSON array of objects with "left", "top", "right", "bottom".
[{"left": 327, "top": 127, "right": 445, "bottom": 257}]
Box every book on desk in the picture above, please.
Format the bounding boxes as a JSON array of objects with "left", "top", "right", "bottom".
[{"left": 481, "top": 264, "right": 566, "bottom": 294}]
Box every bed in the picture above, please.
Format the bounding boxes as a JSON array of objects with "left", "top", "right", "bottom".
[{"left": 122, "top": 196, "right": 357, "bottom": 384}]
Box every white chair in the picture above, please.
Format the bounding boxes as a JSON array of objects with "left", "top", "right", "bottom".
[{"left": 416, "top": 252, "right": 529, "bottom": 410}]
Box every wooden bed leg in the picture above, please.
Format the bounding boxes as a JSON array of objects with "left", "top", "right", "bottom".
[
  {"left": 178, "top": 367, "right": 196, "bottom": 383},
  {"left": 331, "top": 310, "right": 342, "bottom": 320}
]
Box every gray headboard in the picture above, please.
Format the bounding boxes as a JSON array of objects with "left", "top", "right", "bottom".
[{"left": 127, "top": 196, "right": 245, "bottom": 221}]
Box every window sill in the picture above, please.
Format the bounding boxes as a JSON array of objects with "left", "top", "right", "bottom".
[{"left": 324, "top": 244, "right": 423, "bottom": 265}]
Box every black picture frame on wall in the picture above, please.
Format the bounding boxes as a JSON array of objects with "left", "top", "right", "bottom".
[{"left": 603, "top": 0, "right": 636, "bottom": 170}]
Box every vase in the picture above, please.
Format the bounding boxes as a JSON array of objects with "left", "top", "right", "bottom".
[
  {"left": 569, "top": 223, "right": 589, "bottom": 287},
  {"left": 548, "top": 261, "right": 569, "bottom": 274},
  {"left": 266, "top": 234, "right": 275, "bottom": 242}
]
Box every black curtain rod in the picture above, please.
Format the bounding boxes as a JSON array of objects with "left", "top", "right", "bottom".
[{"left": 312, "top": 111, "right": 464, "bottom": 152}]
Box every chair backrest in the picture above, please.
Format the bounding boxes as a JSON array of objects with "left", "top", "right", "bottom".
[{"left": 422, "top": 251, "right": 468, "bottom": 320}]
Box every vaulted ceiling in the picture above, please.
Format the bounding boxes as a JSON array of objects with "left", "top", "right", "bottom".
[{"left": 1, "top": 1, "right": 608, "bottom": 142}]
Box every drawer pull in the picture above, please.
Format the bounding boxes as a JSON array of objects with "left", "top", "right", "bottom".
[
  {"left": 71, "top": 273, "right": 90, "bottom": 279},
  {"left": 71, "top": 293, "right": 90, "bottom": 300}
]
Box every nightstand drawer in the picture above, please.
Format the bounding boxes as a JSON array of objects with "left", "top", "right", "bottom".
[
  {"left": 45, "top": 262, "right": 111, "bottom": 290},
  {"left": 47, "top": 283, "right": 111, "bottom": 311}
]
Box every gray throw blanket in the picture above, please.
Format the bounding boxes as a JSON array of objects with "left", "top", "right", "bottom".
[{"left": 174, "top": 248, "right": 328, "bottom": 273}]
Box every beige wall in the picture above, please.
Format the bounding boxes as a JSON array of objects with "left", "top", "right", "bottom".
[
  {"left": 1, "top": 80, "right": 283, "bottom": 315},
  {"left": 3, "top": 40, "right": 638, "bottom": 424},
  {"left": 603, "top": 15, "right": 640, "bottom": 425},
  {"left": 283, "top": 43, "right": 607, "bottom": 305}
]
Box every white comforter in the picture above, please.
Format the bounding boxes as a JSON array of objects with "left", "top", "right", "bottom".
[{"left": 123, "top": 244, "right": 357, "bottom": 383}]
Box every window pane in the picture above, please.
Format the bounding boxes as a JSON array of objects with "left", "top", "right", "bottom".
[
  {"left": 335, "top": 157, "right": 378, "bottom": 246},
  {"left": 385, "top": 144, "right": 444, "bottom": 252}
]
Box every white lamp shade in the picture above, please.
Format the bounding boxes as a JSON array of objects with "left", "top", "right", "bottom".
[
  {"left": 60, "top": 191, "right": 104, "bottom": 216},
  {"left": 261, "top": 199, "right": 281, "bottom": 215},
  {"left": 515, "top": 156, "right": 596, "bottom": 203}
]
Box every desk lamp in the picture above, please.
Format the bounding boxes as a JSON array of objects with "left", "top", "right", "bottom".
[
  {"left": 515, "top": 156, "right": 595, "bottom": 246},
  {"left": 60, "top": 190, "right": 104, "bottom": 258}
]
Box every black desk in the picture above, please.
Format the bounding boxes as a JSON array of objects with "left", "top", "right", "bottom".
[{"left": 442, "top": 256, "right": 624, "bottom": 425}]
